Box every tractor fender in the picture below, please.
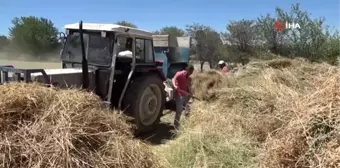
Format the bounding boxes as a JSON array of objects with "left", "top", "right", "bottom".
[
  {"left": 134, "top": 66, "right": 166, "bottom": 81},
  {"left": 148, "top": 68, "right": 166, "bottom": 81}
]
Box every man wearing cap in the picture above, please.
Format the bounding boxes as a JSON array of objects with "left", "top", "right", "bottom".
[{"left": 218, "top": 60, "right": 229, "bottom": 73}]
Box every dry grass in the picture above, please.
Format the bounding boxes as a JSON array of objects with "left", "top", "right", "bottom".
[
  {"left": 1, "top": 57, "right": 338, "bottom": 168},
  {"left": 261, "top": 69, "right": 340, "bottom": 168},
  {"left": 0, "top": 83, "right": 160, "bottom": 168},
  {"left": 190, "top": 70, "right": 225, "bottom": 101},
  {"left": 155, "top": 58, "right": 340, "bottom": 168}
]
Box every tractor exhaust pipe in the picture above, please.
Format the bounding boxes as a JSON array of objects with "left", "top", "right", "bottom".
[{"left": 79, "top": 21, "right": 89, "bottom": 89}]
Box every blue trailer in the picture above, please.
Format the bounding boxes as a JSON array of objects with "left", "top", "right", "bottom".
[{"left": 153, "top": 35, "right": 191, "bottom": 79}]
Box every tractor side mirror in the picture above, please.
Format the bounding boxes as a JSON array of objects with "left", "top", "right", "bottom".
[
  {"left": 57, "top": 32, "right": 67, "bottom": 44},
  {"left": 58, "top": 37, "right": 67, "bottom": 44}
]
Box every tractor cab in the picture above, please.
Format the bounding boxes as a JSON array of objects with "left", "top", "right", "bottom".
[{"left": 60, "top": 22, "right": 157, "bottom": 72}]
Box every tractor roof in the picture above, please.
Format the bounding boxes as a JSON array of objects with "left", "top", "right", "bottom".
[{"left": 64, "top": 22, "right": 153, "bottom": 37}]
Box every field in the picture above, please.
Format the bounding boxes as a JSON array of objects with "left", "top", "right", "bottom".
[
  {"left": 0, "top": 59, "right": 61, "bottom": 69},
  {"left": 0, "top": 57, "right": 339, "bottom": 168}
]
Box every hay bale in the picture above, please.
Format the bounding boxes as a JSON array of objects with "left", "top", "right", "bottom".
[{"left": 0, "top": 83, "right": 160, "bottom": 168}]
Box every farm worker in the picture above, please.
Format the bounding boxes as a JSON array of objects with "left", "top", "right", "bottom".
[
  {"left": 218, "top": 60, "right": 229, "bottom": 73},
  {"left": 172, "top": 65, "right": 194, "bottom": 129}
]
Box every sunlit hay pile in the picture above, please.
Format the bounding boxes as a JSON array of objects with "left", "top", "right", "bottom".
[
  {"left": 261, "top": 68, "right": 340, "bottom": 168},
  {"left": 228, "top": 58, "right": 296, "bottom": 86},
  {"left": 155, "top": 58, "right": 339, "bottom": 168},
  {"left": 210, "top": 69, "right": 304, "bottom": 144},
  {"left": 219, "top": 58, "right": 338, "bottom": 143},
  {"left": 154, "top": 98, "right": 258, "bottom": 168},
  {"left": 190, "top": 70, "right": 225, "bottom": 101},
  {"left": 266, "top": 58, "right": 293, "bottom": 69},
  {"left": 0, "top": 83, "right": 160, "bottom": 168},
  {"left": 230, "top": 58, "right": 329, "bottom": 89}
]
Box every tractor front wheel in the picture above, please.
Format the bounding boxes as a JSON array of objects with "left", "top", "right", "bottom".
[{"left": 123, "top": 75, "right": 165, "bottom": 134}]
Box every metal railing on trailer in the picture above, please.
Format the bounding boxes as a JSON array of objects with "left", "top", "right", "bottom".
[{"left": 0, "top": 66, "right": 50, "bottom": 84}]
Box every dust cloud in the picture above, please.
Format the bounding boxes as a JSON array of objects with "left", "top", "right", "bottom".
[{"left": 0, "top": 51, "right": 61, "bottom": 69}]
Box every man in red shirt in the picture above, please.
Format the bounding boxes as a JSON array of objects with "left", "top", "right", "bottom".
[{"left": 172, "top": 65, "right": 194, "bottom": 129}]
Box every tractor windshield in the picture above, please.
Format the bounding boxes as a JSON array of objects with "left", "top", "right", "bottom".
[{"left": 61, "top": 32, "right": 112, "bottom": 66}]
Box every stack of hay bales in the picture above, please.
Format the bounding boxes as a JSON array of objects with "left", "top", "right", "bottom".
[{"left": 0, "top": 83, "right": 160, "bottom": 168}]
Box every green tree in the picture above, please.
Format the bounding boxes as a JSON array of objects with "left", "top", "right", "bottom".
[
  {"left": 186, "top": 23, "right": 223, "bottom": 71},
  {"left": 275, "top": 3, "right": 330, "bottom": 61},
  {"left": 115, "top": 21, "right": 137, "bottom": 28},
  {"left": 0, "top": 35, "right": 10, "bottom": 50},
  {"left": 154, "top": 26, "right": 185, "bottom": 37},
  {"left": 257, "top": 14, "right": 286, "bottom": 55},
  {"left": 222, "top": 19, "right": 257, "bottom": 65},
  {"left": 9, "top": 16, "right": 59, "bottom": 56},
  {"left": 255, "top": 3, "right": 339, "bottom": 65},
  {"left": 319, "top": 30, "right": 340, "bottom": 65},
  {"left": 224, "top": 19, "right": 257, "bottom": 53}
]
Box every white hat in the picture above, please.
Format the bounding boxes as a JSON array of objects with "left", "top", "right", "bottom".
[{"left": 218, "top": 60, "right": 225, "bottom": 65}]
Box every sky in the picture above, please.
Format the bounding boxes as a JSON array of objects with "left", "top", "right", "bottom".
[{"left": 0, "top": 0, "right": 339, "bottom": 36}]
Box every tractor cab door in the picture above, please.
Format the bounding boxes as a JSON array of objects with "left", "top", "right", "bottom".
[
  {"left": 133, "top": 38, "right": 165, "bottom": 76},
  {"left": 135, "top": 38, "right": 155, "bottom": 64},
  {"left": 110, "top": 35, "right": 164, "bottom": 108}
]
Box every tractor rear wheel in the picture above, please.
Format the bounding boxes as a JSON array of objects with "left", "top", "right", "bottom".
[{"left": 123, "top": 75, "right": 165, "bottom": 134}]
